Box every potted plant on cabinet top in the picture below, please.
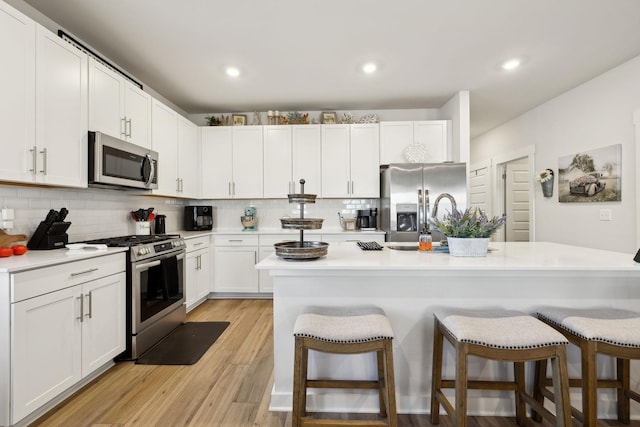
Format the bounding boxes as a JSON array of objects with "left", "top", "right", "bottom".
[
  {"left": 205, "top": 115, "right": 222, "bottom": 126},
  {"left": 430, "top": 207, "right": 506, "bottom": 257}
]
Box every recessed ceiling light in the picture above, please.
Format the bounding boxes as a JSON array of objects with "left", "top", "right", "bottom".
[
  {"left": 225, "top": 66, "right": 241, "bottom": 77},
  {"left": 362, "top": 62, "right": 378, "bottom": 74},
  {"left": 501, "top": 59, "right": 521, "bottom": 71}
]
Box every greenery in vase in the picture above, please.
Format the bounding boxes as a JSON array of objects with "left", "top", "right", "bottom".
[{"left": 430, "top": 207, "right": 506, "bottom": 238}]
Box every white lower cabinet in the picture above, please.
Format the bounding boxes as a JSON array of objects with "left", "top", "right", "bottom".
[
  {"left": 213, "top": 235, "right": 259, "bottom": 293},
  {"left": 185, "top": 236, "right": 211, "bottom": 310},
  {"left": 7, "top": 253, "right": 125, "bottom": 425},
  {"left": 258, "top": 235, "right": 286, "bottom": 293}
]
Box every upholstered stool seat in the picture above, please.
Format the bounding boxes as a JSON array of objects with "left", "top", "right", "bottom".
[
  {"left": 292, "top": 306, "right": 397, "bottom": 427},
  {"left": 535, "top": 307, "right": 640, "bottom": 426},
  {"left": 431, "top": 309, "right": 572, "bottom": 427}
]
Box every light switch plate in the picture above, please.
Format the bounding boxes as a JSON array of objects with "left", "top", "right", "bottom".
[{"left": 599, "top": 209, "right": 612, "bottom": 221}]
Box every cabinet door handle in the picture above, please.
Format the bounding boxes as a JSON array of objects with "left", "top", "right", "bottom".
[
  {"left": 71, "top": 268, "right": 99, "bottom": 277},
  {"left": 126, "top": 117, "right": 132, "bottom": 138},
  {"left": 232, "top": 182, "right": 236, "bottom": 196},
  {"left": 39, "top": 148, "right": 47, "bottom": 175},
  {"left": 29, "top": 146, "right": 37, "bottom": 174},
  {"left": 121, "top": 117, "right": 127, "bottom": 137},
  {"left": 85, "top": 291, "right": 93, "bottom": 319},
  {"left": 76, "top": 295, "right": 84, "bottom": 322},
  {"left": 351, "top": 181, "right": 354, "bottom": 194},
  {"left": 180, "top": 178, "right": 184, "bottom": 192},
  {"left": 228, "top": 182, "right": 231, "bottom": 196},
  {"left": 176, "top": 178, "right": 181, "bottom": 192}
]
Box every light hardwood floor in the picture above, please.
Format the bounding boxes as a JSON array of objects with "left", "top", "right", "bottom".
[{"left": 31, "top": 299, "right": 637, "bottom": 427}]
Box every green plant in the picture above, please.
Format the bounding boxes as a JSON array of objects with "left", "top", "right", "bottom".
[
  {"left": 205, "top": 115, "right": 222, "bottom": 126},
  {"left": 430, "top": 207, "right": 506, "bottom": 238}
]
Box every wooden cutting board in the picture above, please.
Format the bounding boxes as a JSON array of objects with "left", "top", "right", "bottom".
[{"left": 0, "top": 229, "right": 28, "bottom": 247}]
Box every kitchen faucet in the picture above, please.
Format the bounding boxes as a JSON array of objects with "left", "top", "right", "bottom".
[{"left": 431, "top": 193, "right": 457, "bottom": 247}]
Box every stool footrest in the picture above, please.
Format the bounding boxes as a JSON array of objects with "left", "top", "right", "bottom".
[
  {"left": 307, "top": 379, "right": 380, "bottom": 390},
  {"left": 301, "top": 417, "right": 389, "bottom": 426},
  {"left": 627, "top": 388, "right": 640, "bottom": 403},
  {"left": 440, "top": 379, "right": 518, "bottom": 391}
]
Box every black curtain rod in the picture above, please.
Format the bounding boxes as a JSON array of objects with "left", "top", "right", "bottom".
[{"left": 58, "top": 29, "right": 143, "bottom": 90}]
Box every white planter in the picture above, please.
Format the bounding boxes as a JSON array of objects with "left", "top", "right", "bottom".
[{"left": 447, "top": 237, "right": 490, "bottom": 257}]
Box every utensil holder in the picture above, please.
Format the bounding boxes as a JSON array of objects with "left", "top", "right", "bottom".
[{"left": 135, "top": 221, "right": 151, "bottom": 235}]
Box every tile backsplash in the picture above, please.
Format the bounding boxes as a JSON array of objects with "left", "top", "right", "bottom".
[{"left": 0, "top": 184, "right": 379, "bottom": 243}]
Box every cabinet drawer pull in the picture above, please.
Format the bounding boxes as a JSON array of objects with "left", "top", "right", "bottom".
[
  {"left": 228, "top": 239, "right": 243, "bottom": 243},
  {"left": 193, "top": 242, "right": 204, "bottom": 246},
  {"left": 70, "top": 268, "right": 99, "bottom": 277}
]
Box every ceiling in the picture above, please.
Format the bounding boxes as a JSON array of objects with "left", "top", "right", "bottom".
[{"left": 20, "top": 0, "right": 640, "bottom": 137}]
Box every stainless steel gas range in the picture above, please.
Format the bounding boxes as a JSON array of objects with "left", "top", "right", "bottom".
[{"left": 84, "top": 234, "right": 186, "bottom": 359}]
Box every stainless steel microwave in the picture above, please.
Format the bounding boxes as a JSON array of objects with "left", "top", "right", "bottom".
[{"left": 88, "top": 131, "right": 158, "bottom": 190}]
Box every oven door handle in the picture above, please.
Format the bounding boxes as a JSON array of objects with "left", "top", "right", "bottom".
[
  {"left": 135, "top": 253, "right": 184, "bottom": 271},
  {"left": 135, "top": 260, "right": 161, "bottom": 270}
]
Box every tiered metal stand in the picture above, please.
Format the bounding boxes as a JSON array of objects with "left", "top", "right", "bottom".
[{"left": 275, "top": 179, "right": 329, "bottom": 260}]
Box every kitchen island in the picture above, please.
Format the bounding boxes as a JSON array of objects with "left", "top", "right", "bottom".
[{"left": 256, "top": 241, "right": 640, "bottom": 418}]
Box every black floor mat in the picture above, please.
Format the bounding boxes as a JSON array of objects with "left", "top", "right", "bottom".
[{"left": 136, "top": 321, "right": 229, "bottom": 365}]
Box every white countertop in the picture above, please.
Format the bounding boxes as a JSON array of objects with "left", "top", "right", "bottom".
[
  {"left": 208, "top": 227, "right": 384, "bottom": 235},
  {"left": 257, "top": 241, "right": 640, "bottom": 274},
  {"left": 0, "top": 246, "right": 128, "bottom": 273}
]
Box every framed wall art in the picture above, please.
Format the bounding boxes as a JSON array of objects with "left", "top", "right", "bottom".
[
  {"left": 321, "top": 112, "right": 337, "bottom": 124},
  {"left": 232, "top": 114, "right": 247, "bottom": 126},
  {"left": 558, "top": 144, "right": 621, "bottom": 202}
]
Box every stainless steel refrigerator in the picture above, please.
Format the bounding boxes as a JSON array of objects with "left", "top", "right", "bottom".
[{"left": 380, "top": 163, "right": 467, "bottom": 242}]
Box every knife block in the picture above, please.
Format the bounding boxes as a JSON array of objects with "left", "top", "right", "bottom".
[{"left": 27, "top": 221, "right": 71, "bottom": 250}]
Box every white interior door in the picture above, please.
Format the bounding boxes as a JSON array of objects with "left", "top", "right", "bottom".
[
  {"left": 469, "top": 164, "right": 490, "bottom": 213},
  {"left": 504, "top": 158, "right": 530, "bottom": 242}
]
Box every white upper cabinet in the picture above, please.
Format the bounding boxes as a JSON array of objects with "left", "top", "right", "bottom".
[
  {"left": 0, "top": 7, "right": 87, "bottom": 188},
  {"left": 0, "top": 2, "right": 35, "bottom": 183},
  {"left": 231, "top": 126, "right": 264, "bottom": 199},
  {"left": 35, "top": 25, "right": 88, "bottom": 187},
  {"left": 263, "top": 125, "right": 321, "bottom": 197},
  {"left": 321, "top": 124, "right": 379, "bottom": 198},
  {"left": 151, "top": 98, "right": 179, "bottom": 196},
  {"left": 88, "top": 58, "right": 151, "bottom": 148},
  {"left": 201, "top": 127, "right": 233, "bottom": 198},
  {"left": 177, "top": 115, "right": 200, "bottom": 198},
  {"left": 379, "top": 120, "right": 451, "bottom": 164},
  {"left": 291, "top": 125, "right": 322, "bottom": 195},
  {"left": 201, "top": 126, "right": 263, "bottom": 199}
]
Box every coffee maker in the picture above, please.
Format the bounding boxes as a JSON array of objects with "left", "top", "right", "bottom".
[{"left": 356, "top": 208, "right": 378, "bottom": 230}]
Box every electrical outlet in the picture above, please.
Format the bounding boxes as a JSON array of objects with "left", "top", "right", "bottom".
[
  {"left": 599, "top": 209, "right": 612, "bottom": 221},
  {"left": 1, "top": 208, "right": 14, "bottom": 220}
]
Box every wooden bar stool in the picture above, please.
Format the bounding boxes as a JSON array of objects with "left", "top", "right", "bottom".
[
  {"left": 292, "top": 305, "right": 397, "bottom": 427},
  {"left": 430, "top": 309, "right": 572, "bottom": 427},
  {"left": 535, "top": 307, "right": 640, "bottom": 427}
]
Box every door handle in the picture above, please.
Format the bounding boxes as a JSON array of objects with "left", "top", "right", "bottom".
[
  {"left": 76, "top": 295, "right": 84, "bottom": 322},
  {"left": 39, "top": 148, "right": 47, "bottom": 175},
  {"left": 418, "top": 189, "right": 423, "bottom": 231},
  {"left": 85, "top": 291, "right": 92, "bottom": 319},
  {"left": 29, "top": 146, "right": 37, "bottom": 174}
]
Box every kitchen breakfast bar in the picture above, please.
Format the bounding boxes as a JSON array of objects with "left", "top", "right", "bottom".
[{"left": 256, "top": 241, "right": 640, "bottom": 419}]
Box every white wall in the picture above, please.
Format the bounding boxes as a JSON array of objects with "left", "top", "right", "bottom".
[{"left": 472, "top": 55, "right": 640, "bottom": 253}]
